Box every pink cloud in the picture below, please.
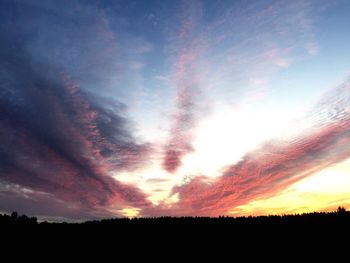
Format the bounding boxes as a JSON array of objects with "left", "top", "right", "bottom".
[
  {"left": 162, "top": 4, "right": 203, "bottom": 174},
  {"left": 166, "top": 119, "right": 350, "bottom": 216},
  {"left": 157, "top": 79, "right": 350, "bottom": 216}
]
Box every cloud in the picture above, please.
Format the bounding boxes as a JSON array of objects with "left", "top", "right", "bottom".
[
  {"left": 162, "top": 82, "right": 197, "bottom": 173},
  {"left": 162, "top": 1, "right": 204, "bottom": 173},
  {"left": 161, "top": 0, "right": 316, "bottom": 174},
  {"left": 0, "top": 1, "right": 152, "bottom": 215},
  {"left": 264, "top": 48, "right": 293, "bottom": 68},
  {"left": 305, "top": 42, "right": 320, "bottom": 56},
  {"left": 161, "top": 0, "right": 324, "bottom": 174},
  {"left": 0, "top": 181, "right": 116, "bottom": 222},
  {"left": 0, "top": 60, "right": 151, "bottom": 209},
  {"left": 165, "top": 78, "right": 350, "bottom": 216}
]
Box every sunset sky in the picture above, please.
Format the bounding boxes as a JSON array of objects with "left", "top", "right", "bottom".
[{"left": 1, "top": 0, "right": 350, "bottom": 221}]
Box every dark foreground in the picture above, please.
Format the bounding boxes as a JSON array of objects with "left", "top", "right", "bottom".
[{"left": 1, "top": 209, "right": 350, "bottom": 252}]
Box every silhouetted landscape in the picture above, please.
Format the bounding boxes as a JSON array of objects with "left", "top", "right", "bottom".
[
  {"left": 2, "top": 208, "right": 350, "bottom": 253},
  {"left": 2, "top": 207, "right": 350, "bottom": 229}
]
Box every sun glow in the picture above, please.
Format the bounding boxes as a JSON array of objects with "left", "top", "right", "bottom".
[
  {"left": 179, "top": 104, "right": 300, "bottom": 177},
  {"left": 230, "top": 158, "right": 350, "bottom": 216},
  {"left": 120, "top": 207, "right": 141, "bottom": 218}
]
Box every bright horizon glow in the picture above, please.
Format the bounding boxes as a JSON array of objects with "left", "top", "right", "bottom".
[{"left": 230, "top": 157, "right": 350, "bottom": 216}]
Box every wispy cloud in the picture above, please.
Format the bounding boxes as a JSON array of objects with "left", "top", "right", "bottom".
[
  {"left": 0, "top": 1, "right": 152, "bottom": 218},
  {"left": 161, "top": 0, "right": 324, "bottom": 174},
  {"left": 162, "top": 0, "right": 204, "bottom": 173},
  {"left": 161, "top": 78, "right": 350, "bottom": 216}
]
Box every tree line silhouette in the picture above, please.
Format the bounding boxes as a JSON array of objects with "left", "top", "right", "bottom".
[
  {"left": 1, "top": 207, "right": 349, "bottom": 227},
  {"left": 0, "top": 211, "right": 37, "bottom": 225}
]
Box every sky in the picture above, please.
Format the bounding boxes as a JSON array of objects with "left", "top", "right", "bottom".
[{"left": 1, "top": 0, "right": 350, "bottom": 221}]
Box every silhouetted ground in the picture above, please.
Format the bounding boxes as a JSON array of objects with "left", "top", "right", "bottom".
[
  {"left": 2, "top": 207, "right": 350, "bottom": 231},
  {"left": 1, "top": 208, "right": 349, "bottom": 254}
]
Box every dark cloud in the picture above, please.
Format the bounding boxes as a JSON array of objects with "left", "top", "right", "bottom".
[
  {"left": 0, "top": 0, "right": 152, "bottom": 216},
  {"left": 0, "top": 180, "right": 117, "bottom": 222},
  {"left": 87, "top": 95, "right": 152, "bottom": 171}
]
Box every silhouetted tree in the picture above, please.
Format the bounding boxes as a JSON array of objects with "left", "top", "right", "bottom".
[
  {"left": 337, "top": 206, "right": 346, "bottom": 214},
  {"left": 11, "top": 211, "right": 18, "bottom": 220}
]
